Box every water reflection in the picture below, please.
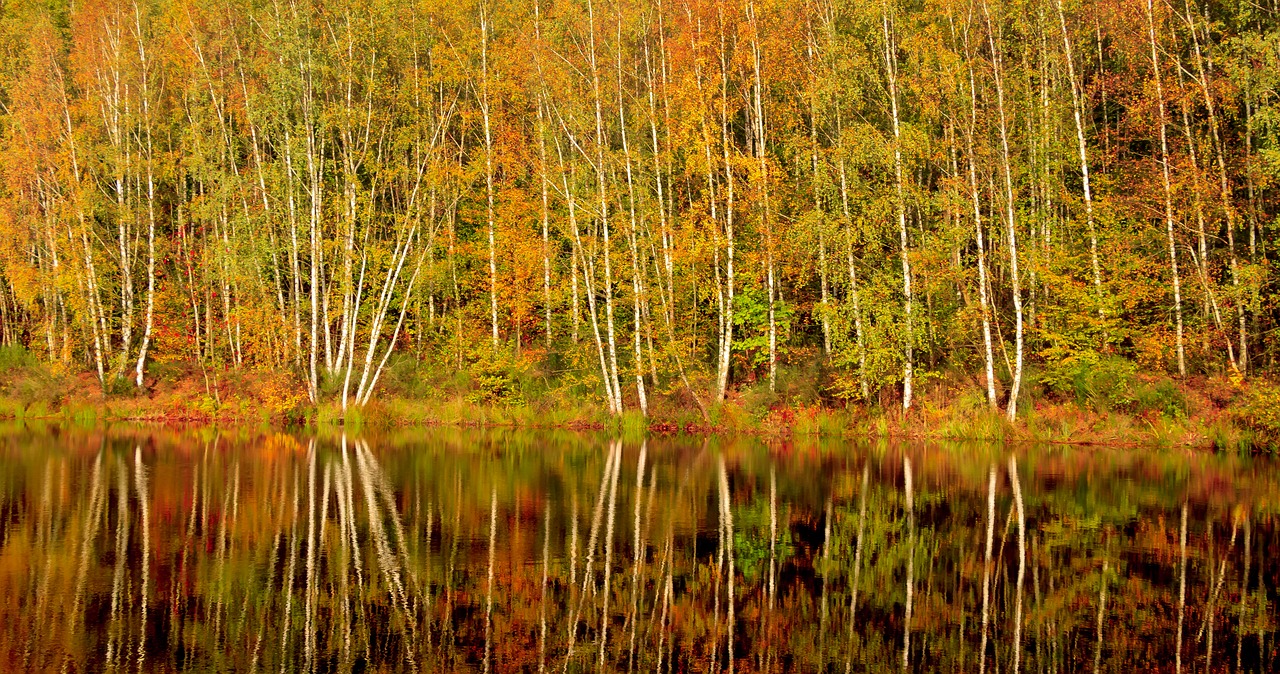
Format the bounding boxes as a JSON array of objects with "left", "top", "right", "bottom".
[{"left": 0, "top": 424, "right": 1275, "bottom": 672}]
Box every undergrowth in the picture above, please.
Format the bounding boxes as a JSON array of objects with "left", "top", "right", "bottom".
[{"left": 0, "top": 347, "right": 1271, "bottom": 452}]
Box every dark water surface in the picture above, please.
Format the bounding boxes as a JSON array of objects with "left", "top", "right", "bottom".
[{"left": 1, "top": 424, "right": 1277, "bottom": 672}]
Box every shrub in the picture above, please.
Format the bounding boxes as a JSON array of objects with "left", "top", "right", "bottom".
[
  {"left": 1237, "top": 379, "right": 1280, "bottom": 450},
  {"left": 0, "top": 345, "right": 36, "bottom": 370},
  {"left": 1041, "top": 350, "right": 1136, "bottom": 411},
  {"left": 465, "top": 355, "right": 528, "bottom": 407},
  {"left": 0, "top": 346, "right": 65, "bottom": 411},
  {"left": 1133, "top": 379, "right": 1187, "bottom": 419},
  {"left": 738, "top": 379, "right": 779, "bottom": 418}
]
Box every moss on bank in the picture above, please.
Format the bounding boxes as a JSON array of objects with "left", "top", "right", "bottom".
[{"left": 0, "top": 346, "right": 1275, "bottom": 452}]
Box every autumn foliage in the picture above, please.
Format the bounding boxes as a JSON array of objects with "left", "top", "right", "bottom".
[{"left": 0, "top": 0, "right": 1275, "bottom": 417}]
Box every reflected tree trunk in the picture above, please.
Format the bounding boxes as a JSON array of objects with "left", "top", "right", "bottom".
[
  {"left": 979, "top": 464, "right": 996, "bottom": 674},
  {"left": 597, "top": 442, "right": 623, "bottom": 670},
  {"left": 1009, "top": 456, "right": 1025, "bottom": 673},
  {"left": 1177, "top": 502, "right": 1187, "bottom": 674},
  {"left": 846, "top": 463, "right": 868, "bottom": 674},
  {"left": 1094, "top": 560, "right": 1108, "bottom": 674},
  {"left": 902, "top": 457, "right": 914, "bottom": 672},
  {"left": 1237, "top": 516, "right": 1251, "bottom": 672},
  {"left": 483, "top": 488, "right": 496, "bottom": 674},
  {"left": 626, "top": 443, "right": 649, "bottom": 672},
  {"left": 718, "top": 455, "right": 736, "bottom": 674},
  {"left": 279, "top": 468, "right": 300, "bottom": 674},
  {"left": 820, "top": 497, "right": 832, "bottom": 667},
  {"left": 303, "top": 447, "right": 317, "bottom": 674},
  {"left": 539, "top": 503, "right": 550, "bottom": 674},
  {"left": 134, "top": 449, "right": 150, "bottom": 673}
]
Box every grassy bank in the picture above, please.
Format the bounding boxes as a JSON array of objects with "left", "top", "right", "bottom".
[{"left": 1, "top": 346, "right": 1276, "bottom": 451}]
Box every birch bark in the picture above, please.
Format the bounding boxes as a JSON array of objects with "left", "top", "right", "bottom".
[
  {"left": 479, "top": 0, "right": 499, "bottom": 349},
  {"left": 1054, "top": 0, "right": 1103, "bottom": 309},
  {"left": 1146, "top": 0, "right": 1186, "bottom": 375},
  {"left": 983, "top": 0, "right": 1025, "bottom": 418},
  {"left": 882, "top": 2, "right": 913, "bottom": 409}
]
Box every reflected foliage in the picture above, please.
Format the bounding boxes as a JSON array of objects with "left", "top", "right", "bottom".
[{"left": 0, "top": 424, "right": 1276, "bottom": 671}]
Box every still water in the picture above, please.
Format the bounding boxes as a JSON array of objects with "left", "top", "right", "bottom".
[{"left": 0, "top": 423, "right": 1276, "bottom": 672}]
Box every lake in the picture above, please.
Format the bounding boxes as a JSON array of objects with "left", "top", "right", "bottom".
[{"left": 0, "top": 423, "right": 1274, "bottom": 672}]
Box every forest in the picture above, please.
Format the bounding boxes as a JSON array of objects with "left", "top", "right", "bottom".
[{"left": 0, "top": 0, "right": 1277, "bottom": 432}]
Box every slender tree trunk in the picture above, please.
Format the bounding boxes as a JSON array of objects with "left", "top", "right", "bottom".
[
  {"left": 283, "top": 130, "right": 305, "bottom": 371},
  {"left": 747, "top": 0, "right": 777, "bottom": 392},
  {"left": 571, "top": 229, "right": 581, "bottom": 343},
  {"left": 557, "top": 138, "right": 618, "bottom": 414},
  {"left": 1054, "top": 0, "right": 1103, "bottom": 310},
  {"left": 617, "top": 11, "right": 648, "bottom": 416},
  {"left": 809, "top": 32, "right": 830, "bottom": 355},
  {"left": 984, "top": 0, "right": 1025, "bottom": 418},
  {"left": 964, "top": 34, "right": 998, "bottom": 409},
  {"left": 882, "top": 3, "right": 913, "bottom": 409},
  {"left": 715, "top": 12, "right": 736, "bottom": 404},
  {"left": 1181, "top": 0, "right": 1246, "bottom": 371},
  {"left": 834, "top": 100, "right": 869, "bottom": 400},
  {"left": 301, "top": 52, "right": 323, "bottom": 402},
  {"left": 587, "top": 0, "right": 624, "bottom": 413},
  {"left": 1147, "top": 0, "right": 1186, "bottom": 375},
  {"left": 844, "top": 223, "right": 869, "bottom": 401},
  {"left": 58, "top": 74, "right": 109, "bottom": 390},
  {"left": 539, "top": 98, "right": 553, "bottom": 347},
  {"left": 1175, "top": 55, "right": 1234, "bottom": 367},
  {"left": 133, "top": 4, "right": 157, "bottom": 387},
  {"left": 479, "top": 0, "right": 499, "bottom": 350},
  {"left": 642, "top": 23, "right": 708, "bottom": 418}
]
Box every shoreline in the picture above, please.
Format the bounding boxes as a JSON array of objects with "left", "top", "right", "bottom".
[
  {"left": 2, "top": 355, "right": 1275, "bottom": 452},
  {"left": 0, "top": 387, "right": 1265, "bottom": 453}
]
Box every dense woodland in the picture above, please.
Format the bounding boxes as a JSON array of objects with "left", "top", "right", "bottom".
[{"left": 0, "top": 0, "right": 1277, "bottom": 417}]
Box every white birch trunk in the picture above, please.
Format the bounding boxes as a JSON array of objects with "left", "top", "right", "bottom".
[
  {"left": 1175, "top": 57, "right": 1233, "bottom": 366},
  {"left": 1181, "top": 1, "right": 1246, "bottom": 371},
  {"left": 557, "top": 138, "right": 618, "bottom": 414},
  {"left": 984, "top": 0, "right": 1025, "bottom": 419},
  {"left": 979, "top": 465, "right": 995, "bottom": 674},
  {"left": 882, "top": 4, "right": 913, "bottom": 409},
  {"left": 963, "top": 31, "right": 998, "bottom": 409},
  {"left": 479, "top": 0, "right": 499, "bottom": 350},
  {"left": 1009, "top": 455, "right": 1026, "bottom": 673},
  {"left": 534, "top": 3, "right": 554, "bottom": 348},
  {"left": 809, "top": 36, "right": 830, "bottom": 356},
  {"left": 132, "top": 3, "right": 157, "bottom": 387},
  {"left": 1147, "top": 0, "right": 1186, "bottom": 375},
  {"left": 617, "top": 11, "right": 648, "bottom": 416},
  {"left": 747, "top": 0, "right": 777, "bottom": 392},
  {"left": 586, "top": 0, "right": 624, "bottom": 413},
  {"left": 837, "top": 156, "right": 870, "bottom": 401},
  {"left": 1054, "top": 0, "right": 1103, "bottom": 309},
  {"left": 713, "top": 15, "right": 736, "bottom": 404}
]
